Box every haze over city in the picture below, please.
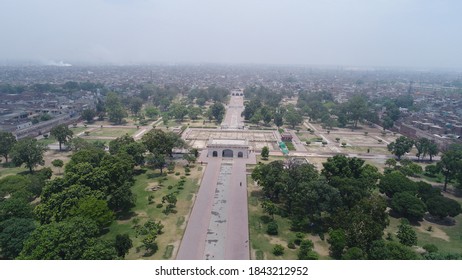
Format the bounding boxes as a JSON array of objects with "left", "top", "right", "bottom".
[{"left": 1, "top": 0, "right": 461, "bottom": 69}]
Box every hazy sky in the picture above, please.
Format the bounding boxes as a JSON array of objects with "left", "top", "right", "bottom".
[{"left": 1, "top": 0, "right": 461, "bottom": 68}]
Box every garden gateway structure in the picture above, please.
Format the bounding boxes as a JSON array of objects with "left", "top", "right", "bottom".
[{"left": 206, "top": 138, "right": 250, "bottom": 158}]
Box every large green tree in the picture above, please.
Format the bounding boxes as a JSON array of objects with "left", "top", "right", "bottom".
[
  {"left": 115, "top": 234, "right": 133, "bottom": 258},
  {"left": 10, "top": 138, "right": 48, "bottom": 173},
  {"left": 81, "top": 108, "right": 96, "bottom": 123},
  {"left": 146, "top": 153, "right": 166, "bottom": 174},
  {"left": 397, "top": 223, "right": 417, "bottom": 247},
  {"left": 437, "top": 144, "right": 462, "bottom": 191},
  {"left": 18, "top": 217, "right": 103, "bottom": 260},
  {"left": 142, "top": 129, "right": 185, "bottom": 157},
  {"left": 378, "top": 171, "right": 417, "bottom": 198},
  {"left": 50, "top": 124, "right": 73, "bottom": 151},
  {"left": 387, "top": 136, "right": 414, "bottom": 160},
  {"left": 251, "top": 161, "right": 287, "bottom": 202},
  {"left": 209, "top": 102, "right": 226, "bottom": 123},
  {"left": 81, "top": 239, "right": 118, "bottom": 260},
  {"left": 284, "top": 107, "right": 303, "bottom": 129},
  {"left": 426, "top": 196, "right": 462, "bottom": 219},
  {"left": 391, "top": 192, "right": 426, "bottom": 221},
  {"left": 69, "top": 196, "right": 114, "bottom": 229},
  {"left": 369, "top": 240, "right": 420, "bottom": 260},
  {"left": 106, "top": 92, "right": 127, "bottom": 124},
  {"left": 0, "top": 131, "right": 17, "bottom": 163},
  {"left": 327, "top": 229, "right": 347, "bottom": 259},
  {"left": 332, "top": 195, "right": 389, "bottom": 252},
  {"left": 0, "top": 218, "right": 36, "bottom": 259}
]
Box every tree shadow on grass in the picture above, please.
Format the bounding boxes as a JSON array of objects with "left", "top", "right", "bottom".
[
  {"left": 147, "top": 173, "right": 164, "bottom": 179},
  {"left": 250, "top": 190, "right": 264, "bottom": 198},
  {"left": 388, "top": 210, "right": 423, "bottom": 227},
  {"left": 133, "top": 169, "right": 147, "bottom": 176},
  {"left": 424, "top": 214, "right": 456, "bottom": 226},
  {"left": 259, "top": 215, "right": 272, "bottom": 224},
  {"left": 116, "top": 211, "right": 137, "bottom": 221}
]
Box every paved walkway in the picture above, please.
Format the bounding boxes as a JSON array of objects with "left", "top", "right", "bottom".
[
  {"left": 177, "top": 93, "right": 254, "bottom": 260},
  {"left": 222, "top": 95, "right": 245, "bottom": 129},
  {"left": 176, "top": 152, "right": 255, "bottom": 259}
]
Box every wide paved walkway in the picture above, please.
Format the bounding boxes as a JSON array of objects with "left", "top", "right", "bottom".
[
  {"left": 177, "top": 92, "right": 255, "bottom": 260},
  {"left": 176, "top": 152, "right": 255, "bottom": 259}
]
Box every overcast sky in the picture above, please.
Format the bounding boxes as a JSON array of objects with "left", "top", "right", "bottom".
[{"left": 1, "top": 0, "right": 461, "bottom": 68}]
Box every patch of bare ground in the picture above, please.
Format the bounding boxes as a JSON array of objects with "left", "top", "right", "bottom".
[
  {"left": 44, "top": 150, "right": 72, "bottom": 176},
  {"left": 416, "top": 220, "right": 450, "bottom": 241},
  {"left": 268, "top": 235, "right": 288, "bottom": 246},
  {"left": 307, "top": 235, "right": 329, "bottom": 257},
  {"left": 145, "top": 182, "right": 162, "bottom": 192}
]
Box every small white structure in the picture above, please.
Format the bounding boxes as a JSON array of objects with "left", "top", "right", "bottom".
[{"left": 206, "top": 138, "right": 250, "bottom": 158}]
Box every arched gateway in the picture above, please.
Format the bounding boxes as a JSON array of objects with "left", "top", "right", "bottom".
[
  {"left": 222, "top": 149, "right": 233, "bottom": 157},
  {"left": 207, "top": 138, "right": 250, "bottom": 158}
]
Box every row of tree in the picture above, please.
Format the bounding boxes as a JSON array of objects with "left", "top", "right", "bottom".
[
  {"left": 0, "top": 142, "right": 138, "bottom": 259},
  {"left": 252, "top": 154, "right": 462, "bottom": 259}
]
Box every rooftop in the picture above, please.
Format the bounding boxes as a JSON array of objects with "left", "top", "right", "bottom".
[{"left": 210, "top": 139, "right": 247, "bottom": 146}]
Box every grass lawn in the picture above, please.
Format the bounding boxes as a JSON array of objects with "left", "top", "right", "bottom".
[
  {"left": 103, "top": 163, "right": 202, "bottom": 259},
  {"left": 256, "top": 155, "right": 286, "bottom": 164},
  {"left": 38, "top": 136, "right": 57, "bottom": 145},
  {"left": 88, "top": 128, "right": 138, "bottom": 138},
  {"left": 284, "top": 141, "right": 296, "bottom": 151},
  {"left": 247, "top": 174, "right": 330, "bottom": 260},
  {"left": 83, "top": 138, "right": 111, "bottom": 146},
  {"left": 0, "top": 164, "right": 29, "bottom": 178},
  {"left": 69, "top": 126, "right": 87, "bottom": 135},
  {"left": 386, "top": 215, "right": 462, "bottom": 255}
]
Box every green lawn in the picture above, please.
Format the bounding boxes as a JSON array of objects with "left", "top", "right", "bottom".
[
  {"left": 38, "top": 136, "right": 57, "bottom": 145},
  {"left": 0, "top": 165, "right": 29, "bottom": 178},
  {"left": 247, "top": 174, "right": 330, "bottom": 260},
  {"left": 69, "top": 126, "right": 87, "bottom": 135},
  {"left": 284, "top": 141, "right": 296, "bottom": 151},
  {"left": 88, "top": 128, "right": 137, "bottom": 138},
  {"left": 386, "top": 213, "right": 462, "bottom": 255},
  {"left": 103, "top": 164, "right": 202, "bottom": 259}
]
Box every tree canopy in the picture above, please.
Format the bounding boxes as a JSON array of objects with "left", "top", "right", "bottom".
[
  {"left": 10, "top": 138, "right": 48, "bottom": 173},
  {"left": 0, "top": 131, "right": 17, "bottom": 163},
  {"left": 50, "top": 124, "right": 73, "bottom": 151}
]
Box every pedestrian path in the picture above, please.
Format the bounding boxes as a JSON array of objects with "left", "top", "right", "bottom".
[{"left": 204, "top": 163, "right": 232, "bottom": 259}]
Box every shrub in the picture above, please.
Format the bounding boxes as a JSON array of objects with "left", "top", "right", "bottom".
[
  {"left": 266, "top": 221, "right": 279, "bottom": 235},
  {"left": 288, "top": 241, "right": 296, "bottom": 249},
  {"left": 148, "top": 195, "right": 154, "bottom": 204},
  {"left": 341, "top": 142, "right": 347, "bottom": 147},
  {"left": 298, "top": 240, "right": 317, "bottom": 260},
  {"left": 423, "top": 244, "right": 438, "bottom": 254},
  {"left": 167, "top": 185, "right": 173, "bottom": 190},
  {"left": 156, "top": 204, "right": 163, "bottom": 208},
  {"left": 294, "top": 232, "right": 305, "bottom": 245},
  {"left": 272, "top": 244, "right": 285, "bottom": 256},
  {"left": 175, "top": 172, "right": 180, "bottom": 176}
]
